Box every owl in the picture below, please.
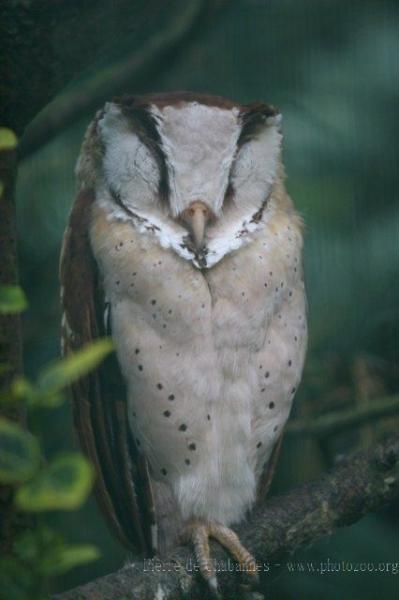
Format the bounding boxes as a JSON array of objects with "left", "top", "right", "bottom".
[{"left": 60, "top": 92, "right": 307, "bottom": 592}]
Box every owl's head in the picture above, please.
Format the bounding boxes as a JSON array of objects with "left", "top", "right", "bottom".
[{"left": 79, "top": 92, "right": 283, "bottom": 268}]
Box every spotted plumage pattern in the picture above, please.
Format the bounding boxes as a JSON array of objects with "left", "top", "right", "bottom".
[{"left": 60, "top": 91, "right": 307, "bottom": 587}]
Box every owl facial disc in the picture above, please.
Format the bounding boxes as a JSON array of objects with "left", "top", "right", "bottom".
[{"left": 90, "top": 94, "right": 283, "bottom": 270}]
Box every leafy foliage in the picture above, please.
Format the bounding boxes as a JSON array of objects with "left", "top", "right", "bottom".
[
  {"left": 0, "top": 418, "right": 40, "bottom": 484},
  {"left": 0, "top": 285, "right": 28, "bottom": 314},
  {"left": 38, "top": 338, "right": 113, "bottom": 395},
  {"left": 0, "top": 285, "right": 113, "bottom": 600},
  {"left": 0, "top": 127, "right": 18, "bottom": 151},
  {"left": 16, "top": 454, "right": 94, "bottom": 512}
]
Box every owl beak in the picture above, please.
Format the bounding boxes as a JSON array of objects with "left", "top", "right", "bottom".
[{"left": 180, "top": 201, "right": 212, "bottom": 250}]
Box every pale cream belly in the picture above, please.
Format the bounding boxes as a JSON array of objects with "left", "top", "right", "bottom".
[
  {"left": 108, "top": 242, "right": 306, "bottom": 526},
  {"left": 91, "top": 205, "right": 307, "bottom": 527}
]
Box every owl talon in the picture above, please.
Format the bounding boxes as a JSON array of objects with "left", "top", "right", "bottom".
[
  {"left": 208, "top": 577, "right": 221, "bottom": 599},
  {"left": 188, "top": 523, "right": 219, "bottom": 594},
  {"left": 208, "top": 522, "right": 259, "bottom": 584},
  {"left": 181, "top": 520, "right": 258, "bottom": 595}
]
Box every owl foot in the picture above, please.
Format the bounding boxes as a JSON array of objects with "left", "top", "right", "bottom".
[{"left": 181, "top": 520, "right": 258, "bottom": 597}]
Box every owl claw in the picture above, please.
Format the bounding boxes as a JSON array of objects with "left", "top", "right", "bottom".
[
  {"left": 181, "top": 520, "right": 258, "bottom": 596},
  {"left": 208, "top": 575, "right": 221, "bottom": 599}
]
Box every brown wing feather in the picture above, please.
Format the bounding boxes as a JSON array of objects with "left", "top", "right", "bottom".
[
  {"left": 60, "top": 188, "right": 154, "bottom": 555},
  {"left": 256, "top": 434, "right": 284, "bottom": 504}
]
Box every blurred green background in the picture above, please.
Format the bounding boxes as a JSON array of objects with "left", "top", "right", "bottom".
[{"left": 16, "top": 0, "right": 399, "bottom": 597}]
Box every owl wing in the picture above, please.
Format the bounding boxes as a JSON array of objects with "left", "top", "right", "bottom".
[
  {"left": 256, "top": 433, "right": 284, "bottom": 503},
  {"left": 60, "top": 188, "right": 155, "bottom": 555}
]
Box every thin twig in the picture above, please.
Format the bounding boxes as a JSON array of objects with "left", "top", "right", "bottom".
[
  {"left": 287, "top": 394, "right": 399, "bottom": 437},
  {"left": 19, "top": 0, "right": 210, "bottom": 160}
]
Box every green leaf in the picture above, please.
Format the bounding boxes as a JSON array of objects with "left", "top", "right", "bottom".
[
  {"left": 13, "top": 526, "right": 63, "bottom": 563},
  {"left": 37, "top": 338, "right": 114, "bottom": 393},
  {"left": 39, "top": 543, "right": 99, "bottom": 576},
  {"left": 11, "top": 376, "right": 64, "bottom": 409},
  {"left": 0, "top": 128, "right": 18, "bottom": 151},
  {"left": 30, "top": 390, "right": 64, "bottom": 409},
  {"left": 12, "top": 527, "right": 98, "bottom": 581},
  {"left": 0, "top": 418, "right": 40, "bottom": 484},
  {"left": 11, "top": 377, "right": 35, "bottom": 401},
  {"left": 15, "top": 453, "right": 94, "bottom": 511},
  {"left": 13, "top": 530, "right": 41, "bottom": 563},
  {"left": 0, "top": 285, "right": 28, "bottom": 314}
]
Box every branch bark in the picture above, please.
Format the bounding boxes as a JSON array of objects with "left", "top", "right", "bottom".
[
  {"left": 287, "top": 394, "right": 399, "bottom": 438},
  {"left": 55, "top": 436, "right": 399, "bottom": 600}
]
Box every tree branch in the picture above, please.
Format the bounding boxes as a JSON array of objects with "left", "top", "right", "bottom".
[
  {"left": 18, "top": 0, "right": 215, "bottom": 160},
  {"left": 55, "top": 436, "right": 399, "bottom": 599},
  {"left": 1, "top": 0, "right": 225, "bottom": 138},
  {"left": 287, "top": 394, "right": 399, "bottom": 438}
]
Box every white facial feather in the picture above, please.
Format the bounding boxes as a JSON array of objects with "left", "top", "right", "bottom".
[
  {"left": 95, "top": 185, "right": 197, "bottom": 263},
  {"left": 150, "top": 103, "right": 241, "bottom": 217},
  {"left": 98, "top": 103, "right": 160, "bottom": 211},
  {"left": 231, "top": 114, "right": 282, "bottom": 213},
  {"left": 95, "top": 101, "right": 283, "bottom": 270}
]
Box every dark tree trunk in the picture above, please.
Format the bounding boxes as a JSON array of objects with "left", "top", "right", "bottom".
[{"left": 0, "top": 143, "right": 24, "bottom": 551}]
